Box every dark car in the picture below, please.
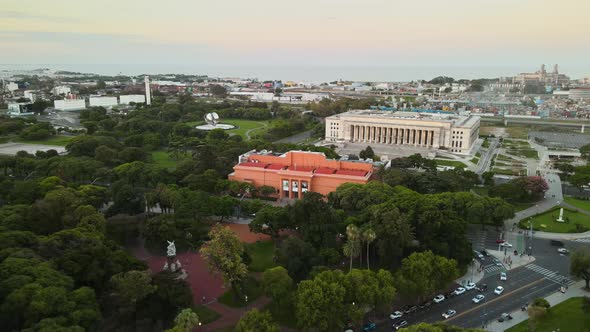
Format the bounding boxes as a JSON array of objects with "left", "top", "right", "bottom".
[
  {"left": 394, "top": 320, "right": 409, "bottom": 330},
  {"left": 419, "top": 301, "right": 432, "bottom": 309},
  {"left": 551, "top": 240, "right": 564, "bottom": 246},
  {"left": 404, "top": 306, "right": 418, "bottom": 314},
  {"left": 362, "top": 322, "right": 376, "bottom": 331},
  {"left": 480, "top": 249, "right": 489, "bottom": 256},
  {"left": 445, "top": 291, "right": 456, "bottom": 299},
  {"left": 498, "top": 313, "right": 513, "bottom": 322},
  {"left": 476, "top": 283, "right": 488, "bottom": 292}
]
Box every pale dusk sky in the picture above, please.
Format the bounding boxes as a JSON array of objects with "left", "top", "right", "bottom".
[{"left": 1, "top": 0, "right": 589, "bottom": 78}]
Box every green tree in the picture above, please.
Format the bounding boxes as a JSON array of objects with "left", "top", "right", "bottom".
[
  {"left": 262, "top": 266, "right": 293, "bottom": 306},
  {"left": 359, "top": 146, "right": 375, "bottom": 160},
  {"left": 200, "top": 225, "right": 248, "bottom": 292},
  {"left": 110, "top": 270, "right": 156, "bottom": 308},
  {"left": 165, "top": 308, "right": 200, "bottom": 332},
  {"left": 362, "top": 227, "right": 376, "bottom": 269},
  {"left": 235, "top": 309, "right": 279, "bottom": 332},
  {"left": 295, "top": 270, "right": 346, "bottom": 331},
  {"left": 396, "top": 251, "right": 459, "bottom": 301},
  {"left": 249, "top": 205, "right": 289, "bottom": 240},
  {"left": 571, "top": 247, "right": 590, "bottom": 289},
  {"left": 343, "top": 224, "right": 361, "bottom": 272}
]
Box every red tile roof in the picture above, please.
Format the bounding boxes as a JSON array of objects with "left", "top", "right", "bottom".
[
  {"left": 288, "top": 166, "right": 314, "bottom": 172},
  {"left": 315, "top": 167, "right": 336, "bottom": 174},
  {"left": 266, "top": 164, "right": 285, "bottom": 170},
  {"left": 238, "top": 162, "right": 267, "bottom": 168},
  {"left": 335, "top": 169, "right": 368, "bottom": 177}
]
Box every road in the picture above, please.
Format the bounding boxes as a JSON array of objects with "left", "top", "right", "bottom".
[
  {"left": 273, "top": 129, "right": 314, "bottom": 144},
  {"left": 475, "top": 138, "right": 499, "bottom": 174},
  {"left": 377, "top": 228, "right": 583, "bottom": 331}
]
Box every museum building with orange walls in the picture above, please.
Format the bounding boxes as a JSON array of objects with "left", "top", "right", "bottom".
[{"left": 228, "top": 150, "right": 374, "bottom": 199}]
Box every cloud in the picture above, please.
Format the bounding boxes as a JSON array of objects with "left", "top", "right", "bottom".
[{"left": 0, "top": 10, "right": 79, "bottom": 23}]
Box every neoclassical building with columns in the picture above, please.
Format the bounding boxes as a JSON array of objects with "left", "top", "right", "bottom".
[{"left": 325, "top": 110, "right": 480, "bottom": 155}]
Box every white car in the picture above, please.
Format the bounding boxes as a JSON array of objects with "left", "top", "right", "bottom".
[
  {"left": 433, "top": 294, "right": 445, "bottom": 303},
  {"left": 500, "top": 272, "right": 507, "bottom": 281},
  {"left": 472, "top": 294, "right": 485, "bottom": 304},
  {"left": 389, "top": 311, "right": 403, "bottom": 320},
  {"left": 494, "top": 286, "right": 505, "bottom": 295},
  {"left": 465, "top": 282, "right": 476, "bottom": 290},
  {"left": 558, "top": 248, "right": 569, "bottom": 254},
  {"left": 454, "top": 287, "right": 466, "bottom": 295},
  {"left": 442, "top": 309, "right": 456, "bottom": 319},
  {"left": 500, "top": 242, "right": 513, "bottom": 248}
]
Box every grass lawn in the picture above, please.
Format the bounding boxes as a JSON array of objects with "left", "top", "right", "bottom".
[
  {"left": 245, "top": 240, "right": 276, "bottom": 272},
  {"left": 217, "top": 276, "right": 263, "bottom": 308},
  {"left": 564, "top": 197, "right": 590, "bottom": 212},
  {"left": 507, "top": 149, "right": 538, "bottom": 159},
  {"left": 192, "top": 305, "right": 221, "bottom": 324},
  {"left": 492, "top": 167, "right": 520, "bottom": 176},
  {"left": 506, "top": 297, "right": 590, "bottom": 332},
  {"left": 189, "top": 119, "right": 269, "bottom": 139},
  {"left": 151, "top": 150, "right": 183, "bottom": 169},
  {"left": 470, "top": 157, "right": 480, "bottom": 164},
  {"left": 14, "top": 135, "right": 74, "bottom": 146},
  {"left": 519, "top": 207, "right": 590, "bottom": 233},
  {"left": 434, "top": 159, "right": 467, "bottom": 169},
  {"left": 505, "top": 125, "right": 530, "bottom": 139}
]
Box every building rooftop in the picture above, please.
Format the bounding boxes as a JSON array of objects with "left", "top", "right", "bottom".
[{"left": 328, "top": 109, "right": 480, "bottom": 128}]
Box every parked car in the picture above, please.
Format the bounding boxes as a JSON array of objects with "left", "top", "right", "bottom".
[
  {"left": 362, "top": 322, "right": 376, "bottom": 331},
  {"left": 454, "top": 287, "right": 466, "bottom": 295},
  {"left": 500, "top": 272, "right": 507, "bottom": 281},
  {"left": 393, "top": 320, "right": 408, "bottom": 330},
  {"left": 418, "top": 301, "right": 432, "bottom": 309},
  {"left": 558, "top": 248, "right": 569, "bottom": 254},
  {"left": 433, "top": 295, "right": 445, "bottom": 303},
  {"left": 442, "top": 309, "right": 457, "bottom": 319},
  {"left": 500, "top": 242, "right": 513, "bottom": 248},
  {"left": 493, "top": 259, "right": 503, "bottom": 267},
  {"left": 404, "top": 306, "right": 418, "bottom": 314},
  {"left": 480, "top": 249, "right": 489, "bottom": 257},
  {"left": 474, "top": 250, "right": 484, "bottom": 260},
  {"left": 465, "top": 282, "right": 476, "bottom": 290},
  {"left": 551, "top": 240, "right": 564, "bottom": 246},
  {"left": 476, "top": 283, "right": 488, "bottom": 292},
  {"left": 496, "top": 239, "right": 505, "bottom": 244},
  {"left": 389, "top": 311, "right": 403, "bottom": 320},
  {"left": 472, "top": 294, "right": 485, "bottom": 304},
  {"left": 498, "top": 313, "right": 513, "bottom": 322},
  {"left": 494, "top": 286, "right": 505, "bottom": 295}
]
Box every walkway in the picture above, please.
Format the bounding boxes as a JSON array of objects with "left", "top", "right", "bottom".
[
  {"left": 485, "top": 280, "right": 589, "bottom": 332},
  {"left": 244, "top": 122, "right": 267, "bottom": 140}
]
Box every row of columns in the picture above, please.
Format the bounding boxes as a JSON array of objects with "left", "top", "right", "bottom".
[
  {"left": 350, "top": 125, "right": 438, "bottom": 147},
  {"left": 280, "top": 179, "right": 309, "bottom": 199}
]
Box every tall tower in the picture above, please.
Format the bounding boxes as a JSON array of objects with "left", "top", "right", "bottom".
[
  {"left": 553, "top": 64, "right": 559, "bottom": 74},
  {"left": 144, "top": 76, "right": 151, "bottom": 105}
]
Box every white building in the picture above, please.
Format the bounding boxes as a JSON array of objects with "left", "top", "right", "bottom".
[
  {"left": 23, "top": 90, "right": 36, "bottom": 102},
  {"left": 8, "top": 102, "right": 34, "bottom": 116},
  {"left": 52, "top": 85, "right": 71, "bottom": 96},
  {"left": 54, "top": 99, "right": 86, "bottom": 111},
  {"left": 569, "top": 88, "right": 590, "bottom": 100},
  {"left": 89, "top": 96, "right": 118, "bottom": 107},
  {"left": 6, "top": 82, "right": 18, "bottom": 92},
  {"left": 325, "top": 110, "right": 480, "bottom": 155},
  {"left": 119, "top": 94, "right": 146, "bottom": 104}
]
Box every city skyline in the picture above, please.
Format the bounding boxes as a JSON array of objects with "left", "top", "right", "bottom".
[{"left": 1, "top": 0, "right": 590, "bottom": 80}]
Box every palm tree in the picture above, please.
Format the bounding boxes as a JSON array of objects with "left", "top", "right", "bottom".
[
  {"left": 362, "top": 228, "right": 376, "bottom": 270},
  {"left": 344, "top": 224, "right": 361, "bottom": 272},
  {"left": 343, "top": 240, "right": 361, "bottom": 273}
]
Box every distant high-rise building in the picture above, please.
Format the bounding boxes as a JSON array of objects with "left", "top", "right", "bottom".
[{"left": 144, "top": 76, "right": 151, "bottom": 105}]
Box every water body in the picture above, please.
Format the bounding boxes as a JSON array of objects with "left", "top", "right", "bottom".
[{"left": 1, "top": 64, "right": 589, "bottom": 83}]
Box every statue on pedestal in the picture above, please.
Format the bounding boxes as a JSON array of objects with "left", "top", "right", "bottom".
[{"left": 167, "top": 240, "right": 176, "bottom": 257}]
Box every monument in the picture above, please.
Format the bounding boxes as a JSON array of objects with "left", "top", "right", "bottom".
[
  {"left": 556, "top": 208, "right": 565, "bottom": 223},
  {"left": 195, "top": 112, "right": 235, "bottom": 131},
  {"left": 162, "top": 240, "right": 188, "bottom": 280}
]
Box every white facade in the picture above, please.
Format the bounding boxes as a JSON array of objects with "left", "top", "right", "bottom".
[
  {"left": 569, "top": 88, "right": 590, "bottom": 100},
  {"left": 6, "top": 82, "right": 18, "bottom": 92},
  {"left": 89, "top": 96, "right": 118, "bottom": 107},
  {"left": 119, "top": 94, "right": 146, "bottom": 104},
  {"left": 52, "top": 85, "right": 71, "bottom": 95},
  {"left": 8, "top": 102, "right": 34, "bottom": 116},
  {"left": 23, "top": 90, "right": 36, "bottom": 102},
  {"left": 145, "top": 76, "right": 151, "bottom": 105},
  {"left": 54, "top": 99, "right": 86, "bottom": 111},
  {"left": 325, "top": 110, "right": 480, "bottom": 155}
]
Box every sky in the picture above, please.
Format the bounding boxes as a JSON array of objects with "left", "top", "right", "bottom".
[{"left": 1, "top": 0, "right": 590, "bottom": 80}]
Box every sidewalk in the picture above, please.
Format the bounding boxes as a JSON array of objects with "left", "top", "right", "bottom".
[
  {"left": 456, "top": 260, "right": 485, "bottom": 286},
  {"left": 487, "top": 249, "right": 535, "bottom": 272},
  {"left": 485, "top": 280, "right": 589, "bottom": 332}
]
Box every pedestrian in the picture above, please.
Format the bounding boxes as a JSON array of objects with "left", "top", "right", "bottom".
[{"left": 202, "top": 296, "right": 206, "bottom": 303}]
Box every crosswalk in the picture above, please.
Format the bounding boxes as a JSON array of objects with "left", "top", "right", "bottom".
[
  {"left": 524, "top": 264, "right": 575, "bottom": 286},
  {"left": 484, "top": 264, "right": 504, "bottom": 273},
  {"left": 574, "top": 238, "right": 590, "bottom": 244}
]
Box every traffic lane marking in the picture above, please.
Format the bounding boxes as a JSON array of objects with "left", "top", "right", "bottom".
[
  {"left": 455, "top": 280, "right": 557, "bottom": 328},
  {"left": 444, "top": 278, "right": 545, "bottom": 323}
]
